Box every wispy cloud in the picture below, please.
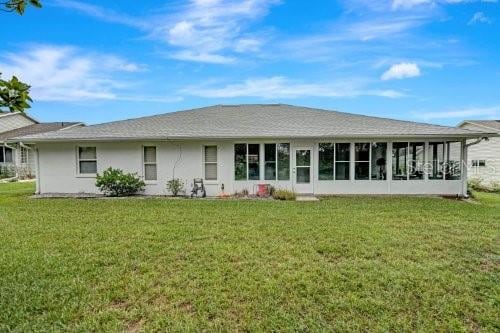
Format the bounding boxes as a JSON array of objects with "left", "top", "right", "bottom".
[
  {"left": 52, "top": 0, "right": 148, "bottom": 29},
  {"left": 381, "top": 62, "right": 421, "bottom": 80},
  {"left": 415, "top": 106, "right": 500, "bottom": 120},
  {"left": 181, "top": 76, "right": 404, "bottom": 99},
  {"left": 0, "top": 45, "right": 147, "bottom": 101},
  {"left": 54, "top": 0, "right": 280, "bottom": 64},
  {"left": 468, "top": 12, "right": 492, "bottom": 25}
]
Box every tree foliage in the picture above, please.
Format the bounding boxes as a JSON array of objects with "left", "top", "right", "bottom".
[
  {"left": 0, "top": 73, "right": 33, "bottom": 113},
  {"left": 1, "top": 0, "right": 41, "bottom": 15}
]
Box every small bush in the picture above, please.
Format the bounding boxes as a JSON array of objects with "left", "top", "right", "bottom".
[
  {"left": 166, "top": 178, "right": 184, "bottom": 196},
  {"left": 468, "top": 178, "right": 500, "bottom": 194},
  {"left": 272, "top": 189, "right": 297, "bottom": 201},
  {"left": 95, "top": 167, "right": 145, "bottom": 197}
]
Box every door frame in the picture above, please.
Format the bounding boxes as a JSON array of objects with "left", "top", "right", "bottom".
[{"left": 293, "top": 146, "right": 314, "bottom": 194}]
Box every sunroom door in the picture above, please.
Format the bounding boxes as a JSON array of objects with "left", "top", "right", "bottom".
[{"left": 293, "top": 147, "right": 313, "bottom": 194}]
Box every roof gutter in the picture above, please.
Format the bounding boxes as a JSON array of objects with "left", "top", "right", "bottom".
[
  {"left": 465, "top": 136, "right": 488, "bottom": 148},
  {"left": 15, "top": 132, "right": 499, "bottom": 143}
]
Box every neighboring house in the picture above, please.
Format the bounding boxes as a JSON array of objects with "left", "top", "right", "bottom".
[
  {"left": 14, "top": 105, "right": 497, "bottom": 196},
  {"left": 0, "top": 111, "right": 83, "bottom": 179},
  {"left": 458, "top": 120, "right": 500, "bottom": 185}
]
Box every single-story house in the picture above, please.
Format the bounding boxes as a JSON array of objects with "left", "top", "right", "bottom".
[
  {"left": 458, "top": 120, "right": 500, "bottom": 185},
  {"left": 0, "top": 111, "right": 83, "bottom": 179},
  {"left": 13, "top": 104, "right": 497, "bottom": 196}
]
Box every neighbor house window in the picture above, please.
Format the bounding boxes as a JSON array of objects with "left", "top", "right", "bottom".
[
  {"left": 335, "top": 143, "right": 350, "bottom": 180},
  {"left": 371, "top": 143, "right": 387, "bottom": 180},
  {"left": 409, "top": 142, "right": 425, "bottom": 180},
  {"left": 143, "top": 146, "right": 157, "bottom": 181},
  {"left": 78, "top": 147, "right": 97, "bottom": 174},
  {"left": 429, "top": 142, "right": 445, "bottom": 180},
  {"left": 204, "top": 146, "right": 217, "bottom": 181},
  {"left": 234, "top": 144, "right": 260, "bottom": 180},
  {"left": 472, "top": 160, "right": 486, "bottom": 167},
  {"left": 20, "top": 147, "right": 28, "bottom": 164},
  {"left": 1, "top": 147, "right": 13, "bottom": 163},
  {"left": 265, "top": 143, "right": 290, "bottom": 181},
  {"left": 355, "top": 143, "right": 370, "bottom": 180},
  {"left": 445, "top": 141, "right": 461, "bottom": 180},
  {"left": 392, "top": 142, "right": 408, "bottom": 180},
  {"left": 318, "top": 143, "right": 334, "bottom": 180}
]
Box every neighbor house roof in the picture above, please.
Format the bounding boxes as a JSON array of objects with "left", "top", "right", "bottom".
[
  {"left": 457, "top": 120, "right": 500, "bottom": 133},
  {"left": 1, "top": 122, "right": 83, "bottom": 142},
  {"left": 15, "top": 104, "right": 496, "bottom": 142}
]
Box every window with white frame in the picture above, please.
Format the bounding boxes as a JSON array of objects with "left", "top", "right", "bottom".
[
  {"left": 143, "top": 146, "right": 157, "bottom": 181},
  {"left": 355, "top": 143, "right": 370, "bottom": 180},
  {"left": 318, "top": 143, "right": 351, "bottom": 180},
  {"left": 204, "top": 145, "right": 217, "bottom": 180},
  {"left": 77, "top": 147, "right": 97, "bottom": 174},
  {"left": 234, "top": 143, "right": 260, "bottom": 180},
  {"left": 264, "top": 143, "right": 290, "bottom": 181},
  {"left": 20, "top": 147, "right": 28, "bottom": 164},
  {"left": 371, "top": 143, "right": 387, "bottom": 180}
]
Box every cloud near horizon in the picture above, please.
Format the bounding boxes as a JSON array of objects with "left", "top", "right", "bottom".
[{"left": 181, "top": 76, "right": 404, "bottom": 99}]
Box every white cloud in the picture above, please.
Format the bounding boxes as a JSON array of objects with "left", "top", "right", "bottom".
[
  {"left": 392, "top": 0, "right": 432, "bottom": 10},
  {"left": 0, "top": 45, "right": 144, "bottom": 101},
  {"left": 151, "top": 0, "right": 280, "bottom": 63},
  {"left": 392, "top": 0, "right": 498, "bottom": 9},
  {"left": 468, "top": 12, "right": 492, "bottom": 25},
  {"left": 381, "top": 62, "right": 421, "bottom": 80},
  {"left": 55, "top": 0, "right": 280, "bottom": 64},
  {"left": 415, "top": 106, "right": 500, "bottom": 120},
  {"left": 181, "top": 76, "right": 403, "bottom": 99}
]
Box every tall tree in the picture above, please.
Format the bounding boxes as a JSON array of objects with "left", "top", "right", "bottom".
[
  {"left": 0, "top": 73, "right": 33, "bottom": 113},
  {"left": 1, "top": 0, "right": 41, "bottom": 15}
]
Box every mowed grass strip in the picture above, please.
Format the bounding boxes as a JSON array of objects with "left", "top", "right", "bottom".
[{"left": 0, "top": 182, "right": 499, "bottom": 332}]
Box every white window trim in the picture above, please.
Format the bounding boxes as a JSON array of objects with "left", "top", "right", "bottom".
[
  {"left": 143, "top": 146, "right": 158, "bottom": 183},
  {"left": 203, "top": 145, "right": 218, "bottom": 182},
  {"left": 76, "top": 146, "right": 97, "bottom": 178},
  {"left": 20, "top": 147, "right": 29, "bottom": 164},
  {"left": 234, "top": 143, "right": 262, "bottom": 181}
]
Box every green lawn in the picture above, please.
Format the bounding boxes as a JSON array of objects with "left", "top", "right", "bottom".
[{"left": 0, "top": 182, "right": 499, "bottom": 332}]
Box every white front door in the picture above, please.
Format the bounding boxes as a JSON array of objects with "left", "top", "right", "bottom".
[{"left": 293, "top": 147, "right": 313, "bottom": 194}]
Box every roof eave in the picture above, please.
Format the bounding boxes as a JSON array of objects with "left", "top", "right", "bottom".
[{"left": 14, "top": 132, "right": 498, "bottom": 143}]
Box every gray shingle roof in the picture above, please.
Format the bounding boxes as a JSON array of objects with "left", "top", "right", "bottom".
[
  {"left": 16, "top": 104, "right": 495, "bottom": 141},
  {"left": 2, "top": 122, "right": 83, "bottom": 141},
  {"left": 459, "top": 120, "right": 500, "bottom": 133}
]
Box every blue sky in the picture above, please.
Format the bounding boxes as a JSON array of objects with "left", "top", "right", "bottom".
[{"left": 0, "top": 0, "right": 499, "bottom": 125}]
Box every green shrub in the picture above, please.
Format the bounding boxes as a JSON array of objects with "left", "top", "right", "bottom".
[
  {"left": 272, "top": 189, "right": 297, "bottom": 201},
  {"left": 166, "top": 178, "right": 184, "bottom": 196},
  {"left": 468, "top": 178, "right": 500, "bottom": 194},
  {"left": 95, "top": 167, "right": 145, "bottom": 197}
]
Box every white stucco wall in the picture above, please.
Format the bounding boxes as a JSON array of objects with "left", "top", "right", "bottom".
[{"left": 36, "top": 138, "right": 467, "bottom": 196}]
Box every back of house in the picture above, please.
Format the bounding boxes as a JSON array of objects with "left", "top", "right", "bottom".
[{"left": 15, "top": 104, "right": 498, "bottom": 197}]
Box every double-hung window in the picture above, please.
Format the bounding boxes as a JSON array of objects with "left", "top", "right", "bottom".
[
  {"left": 472, "top": 160, "right": 486, "bottom": 167},
  {"left": 204, "top": 146, "right": 218, "bottom": 181},
  {"left": 143, "top": 146, "right": 157, "bottom": 181},
  {"left": 77, "top": 147, "right": 97, "bottom": 174},
  {"left": 264, "top": 143, "right": 290, "bottom": 181},
  {"left": 234, "top": 144, "right": 260, "bottom": 180}
]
